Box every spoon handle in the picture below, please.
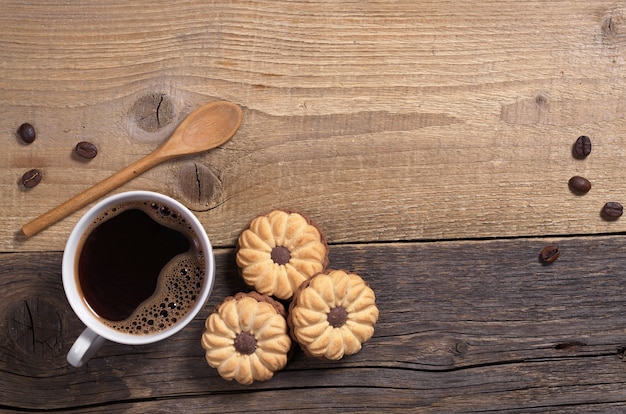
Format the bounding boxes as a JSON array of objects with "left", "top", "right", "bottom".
[{"left": 21, "top": 152, "right": 162, "bottom": 238}]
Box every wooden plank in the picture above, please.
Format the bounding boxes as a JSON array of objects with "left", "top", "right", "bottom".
[
  {"left": 3, "top": 235, "right": 626, "bottom": 412},
  {"left": 4, "top": 1, "right": 626, "bottom": 252}
]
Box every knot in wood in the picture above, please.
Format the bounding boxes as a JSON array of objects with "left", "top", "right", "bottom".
[
  {"left": 176, "top": 162, "right": 222, "bottom": 211},
  {"left": 8, "top": 297, "right": 63, "bottom": 359},
  {"left": 132, "top": 93, "right": 175, "bottom": 132},
  {"left": 534, "top": 93, "right": 548, "bottom": 106},
  {"left": 602, "top": 15, "right": 618, "bottom": 39}
]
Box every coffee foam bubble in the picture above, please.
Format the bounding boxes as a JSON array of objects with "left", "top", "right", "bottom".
[
  {"left": 106, "top": 254, "right": 204, "bottom": 334},
  {"left": 81, "top": 200, "right": 205, "bottom": 335}
]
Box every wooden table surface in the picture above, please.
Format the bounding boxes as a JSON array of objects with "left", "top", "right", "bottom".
[{"left": 4, "top": 1, "right": 626, "bottom": 412}]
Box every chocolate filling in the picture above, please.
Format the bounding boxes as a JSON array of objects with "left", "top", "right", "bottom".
[
  {"left": 271, "top": 246, "right": 291, "bottom": 265},
  {"left": 234, "top": 331, "right": 257, "bottom": 355},
  {"left": 327, "top": 306, "right": 348, "bottom": 328}
]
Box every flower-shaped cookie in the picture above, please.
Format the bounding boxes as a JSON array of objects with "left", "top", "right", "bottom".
[
  {"left": 201, "top": 292, "right": 291, "bottom": 384},
  {"left": 289, "top": 269, "right": 378, "bottom": 360},
  {"left": 236, "top": 210, "right": 329, "bottom": 300}
]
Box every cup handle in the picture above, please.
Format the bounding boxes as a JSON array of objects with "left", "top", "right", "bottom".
[{"left": 67, "top": 327, "right": 107, "bottom": 367}]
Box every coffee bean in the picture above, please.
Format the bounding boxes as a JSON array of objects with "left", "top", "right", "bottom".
[
  {"left": 540, "top": 245, "right": 560, "bottom": 264},
  {"left": 17, "top": 123, "right": 36, "bottom": 144},
  {"left": 74, "top": 141, "right": 98, "bottom": 159},
  {"left": 21, "top": 168, "right": 42, "bottom": 188},
  {"left": 568, "top": 176, "right": 591, "bottom": 194},
  {"left": 602, "top": 202, "right": 623, "bottom": 219},
  {"left": 573, "top": 135, "right": 591, "bottom": 158}
]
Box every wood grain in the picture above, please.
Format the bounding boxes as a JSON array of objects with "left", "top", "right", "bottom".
[
  {"left": 19, "top": 100, "right": 242, "bottom": 237},
  {"left": 3, "top": 236, "right": 626, "bottom": 412},
  {"left": 3, "top": 1, "right": 626, "bottom": 251},
  {"left": 4, "top": 1, "right": 626, "bottom": 412}
]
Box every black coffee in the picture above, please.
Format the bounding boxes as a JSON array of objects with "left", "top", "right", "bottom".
[{"left": 77, "top": 201, "right": 204, "bottom": 334}]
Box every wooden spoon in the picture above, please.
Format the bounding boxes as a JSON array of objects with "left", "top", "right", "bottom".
[{"left": 21, "top": 100, "right": 243, "bottom": 238}]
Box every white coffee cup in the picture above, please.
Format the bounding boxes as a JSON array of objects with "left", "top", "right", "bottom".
[{"left": 62, "top": 191, "right": 215, "bottom": 367}]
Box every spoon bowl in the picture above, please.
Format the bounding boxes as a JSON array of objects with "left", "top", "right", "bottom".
[
  {"left": 156, "top": 101, "right": 243, "bottom": 160},
  {"left": 21, "top": 100, "right": 243, "bottom": 238}
]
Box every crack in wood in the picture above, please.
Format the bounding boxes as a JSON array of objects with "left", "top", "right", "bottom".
[
  {"left": 194, "top": 163, "right": 202, "bottom": 203},
  {"left": 24, "top": 299, "right": 35, "bottom": 353}
]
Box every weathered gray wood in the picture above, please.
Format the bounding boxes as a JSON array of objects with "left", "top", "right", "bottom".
[{"left": 3, "top": 235, "right": 626, "bottom": 412}]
